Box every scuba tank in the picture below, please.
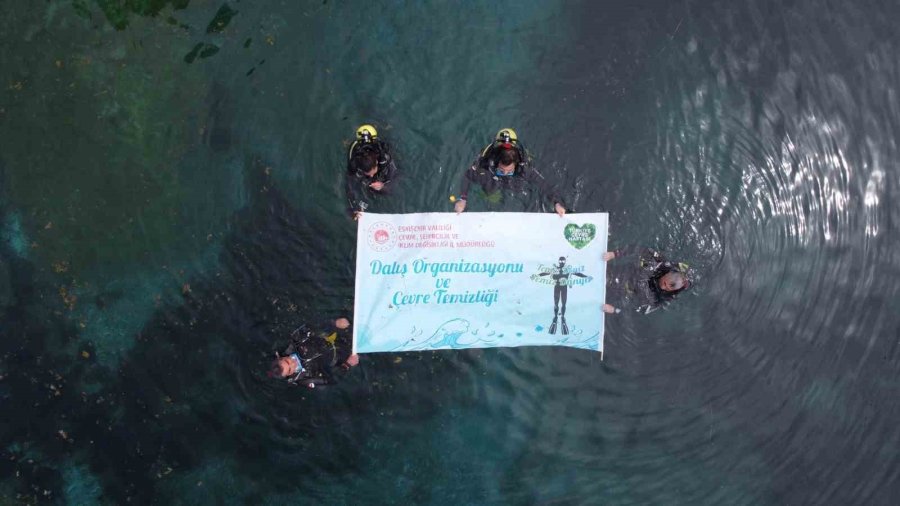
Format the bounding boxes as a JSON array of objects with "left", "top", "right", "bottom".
[
  {"left": 356, "top": 124, "right": 378, "bottom": 144},
  {"left": 288, "top": 325, "right": 339, "bottom": 369},
  {"left": 348, "top": 124, "right": 380, "bottom": 163}
]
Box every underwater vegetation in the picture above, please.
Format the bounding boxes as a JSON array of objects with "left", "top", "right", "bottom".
[{"left": 78, "top": 0, "right": 192, "bottom": 30}]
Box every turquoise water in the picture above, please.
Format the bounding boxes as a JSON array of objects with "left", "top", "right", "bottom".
[{"left": 2, "top": 0, "right": 900, "bottom": 504}]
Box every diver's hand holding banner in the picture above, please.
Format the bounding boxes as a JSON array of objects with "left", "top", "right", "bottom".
[{"left": 353, "top": 213, "right": 608, "bottom": 356}]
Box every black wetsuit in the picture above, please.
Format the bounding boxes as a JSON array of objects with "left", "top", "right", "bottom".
[
  {"left": 280, "top": 320, "right": 354, "bottom": 388},
  {"left": 606, "top": 247, "right": 691, "bottom": 314},
  {"left": 458, "top": 143, "right": 564, "bottom": 210},
  {"left": 345, "top": 138, "right": 399, "bottom": 215}
]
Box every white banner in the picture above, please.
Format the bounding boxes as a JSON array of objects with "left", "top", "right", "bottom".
[{"left": 353, "top": 213, "right": 607, "bottom": 355}]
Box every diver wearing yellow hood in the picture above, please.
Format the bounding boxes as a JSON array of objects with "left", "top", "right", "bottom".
[
  {"left": 346, "top": 124, "right": 399, "bottom": 219},
  {"left": 454, "top": 129, "right": 566, "bottom": 216}
]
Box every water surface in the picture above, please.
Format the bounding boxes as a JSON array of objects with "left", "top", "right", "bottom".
[{"left": 1, "top": 0, "right": 899, "bottom": 504}]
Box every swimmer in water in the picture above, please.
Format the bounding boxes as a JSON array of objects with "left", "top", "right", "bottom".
[
  {"left": 602, "top": 247, "right": 693, "bottom": 314},
  {"left": 269, "top": 317, "right": 360, "bottom": 389},
  {"left": 454, "top": 128, "right": 566, "bottom": 217},
  {"left": 346, "top": 124, "right": 399, "bottom": 220}
]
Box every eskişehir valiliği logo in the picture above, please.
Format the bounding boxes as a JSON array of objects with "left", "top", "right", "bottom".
[
  {"left": 530, "top": 256, "right": 594, "bottom": 335},
  {"left": 367, "top": 221, "right": 398, "bottom": 252}
]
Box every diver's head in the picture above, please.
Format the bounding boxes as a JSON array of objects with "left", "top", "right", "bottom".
[
  {"left": 269, "top": 356, "right": 299, "bottom": 378},
  {"left": 497, "top": 148, "right": 519, "bottom": 174},
  {"left": 558, "top": 256, "right": 566, "bottom": 267},
  {"left": 659, "top": 271, "right": 688, "bottom": 293},
  {"left": 352, "top": 151, "right": 378, "bottom": 177}
]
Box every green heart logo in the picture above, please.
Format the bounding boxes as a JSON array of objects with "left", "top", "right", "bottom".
[{"left": 564, "top": 223, "right": 596, "bottom": 249}]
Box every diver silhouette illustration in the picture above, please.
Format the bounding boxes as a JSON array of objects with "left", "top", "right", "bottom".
[{"left": 534, "top": 257, "right": 590, "bottom": 335}]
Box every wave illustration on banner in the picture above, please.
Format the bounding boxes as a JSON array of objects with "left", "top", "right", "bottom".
[{"left": 354, "top": 319, "right": 600, "bottom": 353}]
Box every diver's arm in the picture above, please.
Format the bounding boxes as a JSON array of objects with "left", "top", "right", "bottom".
[
  {"left": 606, "top": 245, "right": 644, "bottom": 261},
  {"left": 365, "top": 140, "right": 395, "bottom": 193},
  {"left": 345, "top": 144, "right": 362, "bottom": 213},
  {"left": 312, "top": 359, "right": 354, "bottom": 388},
  {"left": 377, "top": 157, "right": 399, "bottom": 194},
  {"left": 375, "top": 139, "right": 392, "bottom": 167},
  {"left": 601, "top": 269, "right": 632, "bottom": 315},
  {"left": 345, "top": 173, "right": 368, "bottom": 217},
  {"left": 606, "top": 297, "right": 663, "bottom": 315},
  {"left": 524, "top": 168, "right": 566, "bottom": 211},
  {"left": 455, "top": 164, "right": 478, "bottom": 212},
  {"left": 636, "top": 302, "right": 665, "bottom": 314},
  {"left": 638, "top": 248, "right": 668, "bottom": 267},
  {"left": 458, "top": 162, "right": 479, "bottom": 202},
  {"left": 334, "top": 339, "right": 353, "bottom": 367}
]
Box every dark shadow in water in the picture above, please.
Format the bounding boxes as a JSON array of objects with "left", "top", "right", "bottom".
[
  {"left": 0, "top": 154, "right": 473, "bottom": 502},
  {"left": 203, "top": 83, "right": 235, "bottom": 151},
  {"left": 0, "top": 162, "right": 86, "bottom": 501}
]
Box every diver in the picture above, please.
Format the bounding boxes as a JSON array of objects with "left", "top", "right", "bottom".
[
  {"left": 602, "top": 247, "right": 692, "bottom": 314},
  {"left": 346, "top": 124, "right": 398, "bottom": 220},
  {"left": 269, "top": 317, "right": 360, "bottom": 389},
  {"left": 537, "top": 256, "right": 589, "bottom": 334},
  {"left": 453, "top": 128, "right": 567, "bottom": 217}
]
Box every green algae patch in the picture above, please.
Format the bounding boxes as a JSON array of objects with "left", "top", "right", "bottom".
[
  {"left": 0, "top": 3, "right": 247, "bottom": 367},
  {"left": 93, "top": 0, "right": 191, "bottom": 30},
  {"left": 3, "top": 25, "right": 206, "bottom": 276},
  {"left": 199, "top": 43, "right": 220, "bottom": 58},
  {"left": 184, "top": 42, "right": 204, "bottom": 63},
  {"left": 185, "top": 43, "right": 220, "bottom": 62},
  {"left": 205, "top": 3, "right": 238, "bottom": 34}
]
